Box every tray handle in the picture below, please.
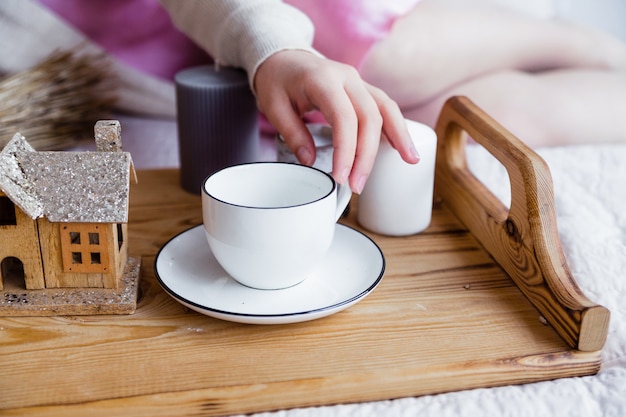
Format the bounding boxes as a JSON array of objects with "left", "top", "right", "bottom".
[{"left": 433, "top": 96, "right": 609, "bottom": 352}]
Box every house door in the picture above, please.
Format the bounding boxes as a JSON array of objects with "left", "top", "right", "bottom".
[{"left": 0, "top": 256, "right": 26, "bottom": 291}]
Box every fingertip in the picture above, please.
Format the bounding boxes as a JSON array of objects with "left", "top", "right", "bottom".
[
  {"left": 352, "top": 174, "right": 368, "bottom": 195},
  {"left": 296, "top": 145, "right": 314, "bottom": 166},
  {"left": 267, "top": 108, "right": 317, "bottom": 166},
  {"left": 333, "top": 166, "right": 350, "bottom": 185},
  {"left": 408, "top": 142, "right": 421, "bottom": 163}
]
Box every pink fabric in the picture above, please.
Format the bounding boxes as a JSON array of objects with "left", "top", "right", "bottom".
[
  {"left": 285, "top": 0, "right": 421, "bottom": 69},
  {"left": 37, "top": 0, "right": 211, "bottom": 80}
]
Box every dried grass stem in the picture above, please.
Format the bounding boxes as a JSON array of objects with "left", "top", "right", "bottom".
[{"left": 0, "top": 50, "right": 117, "bottom": 150}]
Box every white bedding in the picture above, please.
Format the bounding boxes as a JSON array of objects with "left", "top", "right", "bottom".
[{"left": 114, "top": 116, "right": 626, "bottom": 417}]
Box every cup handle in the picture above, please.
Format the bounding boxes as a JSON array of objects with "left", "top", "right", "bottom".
[{"left": 335, "top": 183, "right": 352, "bottom": 222}]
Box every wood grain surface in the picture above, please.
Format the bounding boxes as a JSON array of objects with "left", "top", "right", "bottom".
[
  {"left": 434, "top": 97, "right": 609, "bottom": 352},
  {"left": 0, "top": 98, "right": 607, "bottom": 416},
  {"left": 0, "top": 169, "right": 602, "bottom": 417}
]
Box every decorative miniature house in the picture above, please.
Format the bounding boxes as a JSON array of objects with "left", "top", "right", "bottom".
[{"left": 0, "top": 121, "right": 141, "bottom": 316}]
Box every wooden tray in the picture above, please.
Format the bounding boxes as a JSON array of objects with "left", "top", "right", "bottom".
[{"left": 0, "top": 97, "right": 609, "bottom": 416}]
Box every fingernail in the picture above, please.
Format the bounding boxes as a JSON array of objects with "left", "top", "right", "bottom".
[
  {"left": 355, "top": 175, "right": 368, "bottom": 195},
  {"left": 296, "top": 146, "right": 313, "bottom": 165},
  {"left": 334, "top": 167, "right": 350, "bottom": 184},
  {"left": 410, "top": 143, "right": 421, "bottom": 162}
]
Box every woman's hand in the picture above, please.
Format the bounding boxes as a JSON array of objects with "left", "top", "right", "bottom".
[{"left": 254, "top": 50, "right": 420, "bottom": 194}]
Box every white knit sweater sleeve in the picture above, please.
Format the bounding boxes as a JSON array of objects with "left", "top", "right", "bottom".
[{"left": 159, "top": 0, "right": 320, "bottom": 88}]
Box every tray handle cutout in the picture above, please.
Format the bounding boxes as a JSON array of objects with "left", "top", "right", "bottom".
[{"left": 434, "top": 96, "right": 609, "bottom": 352}]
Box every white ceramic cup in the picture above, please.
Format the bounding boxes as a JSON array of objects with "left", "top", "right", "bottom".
[
  {"left": 357, "top": 119, "right": 437, "bottom": 236},
  {"left": 202, "top": 162, "right": 352, "bottom": 290}
]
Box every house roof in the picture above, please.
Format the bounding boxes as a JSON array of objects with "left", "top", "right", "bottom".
[{"left": 0, "top": 133, "right": 132, "bottom": 223}]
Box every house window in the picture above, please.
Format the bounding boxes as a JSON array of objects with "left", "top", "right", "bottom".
[
  {"left": 89, "top": 233, "right": 100, "bottom": 245},
  {"left": 60, "top": 223, "right": 110, "bottom": 273},
  {"left": 70, "top": 232, "right": 81, "bottom": 244},
  {"left": 90, "top": 252, "right": 101, "bottom": 264},
  {"left": 0, "top": 196, "right": 17, "bottom": 226},
  {"left": 72, "top": 252, "right": 83, "bottom": 264}
]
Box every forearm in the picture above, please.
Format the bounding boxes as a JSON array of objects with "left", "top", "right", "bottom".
[{"left": 159, "top": 0, "right": 320, "bottom": 88}]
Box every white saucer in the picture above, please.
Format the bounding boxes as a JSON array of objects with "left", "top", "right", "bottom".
[{"left": 154, "top": 224, "right": 385, "bottom": 325}]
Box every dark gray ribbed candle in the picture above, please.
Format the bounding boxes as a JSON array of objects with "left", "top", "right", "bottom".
[{"left": 175, "top": 66, "right": 259, "bottom": 194}]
